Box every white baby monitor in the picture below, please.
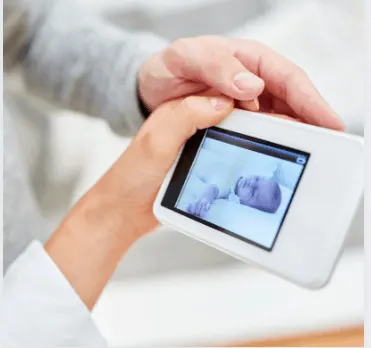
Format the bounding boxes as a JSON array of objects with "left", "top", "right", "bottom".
[{"left": 153, "top": 109, "right": 363, "bottom": 289}]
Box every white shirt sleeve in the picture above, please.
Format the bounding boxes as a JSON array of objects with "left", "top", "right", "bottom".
[{"left": 0, "top": 240, "right": 107, "bottom": 348}]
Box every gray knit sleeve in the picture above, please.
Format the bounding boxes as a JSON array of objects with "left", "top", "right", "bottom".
[{"left": 4, "top": 0, "right": 168, "bottom": 135}]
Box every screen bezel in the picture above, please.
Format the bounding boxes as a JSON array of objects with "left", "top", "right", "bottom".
[{"left": 161, "top": 126, "right": 310, "bottom": 251}]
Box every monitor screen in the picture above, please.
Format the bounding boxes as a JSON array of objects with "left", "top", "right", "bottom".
[{"left": 161, "top": 127, "right": 310, "bottom": 251}]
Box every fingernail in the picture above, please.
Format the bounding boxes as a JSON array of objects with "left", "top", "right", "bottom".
[
  {"left": 244, "top": 98, "right": 260, "bottom": 112},
  {"left": 253, "top": 98, "right": 259, "bottom": 110},
  {"left": 234, "top": 72, "right": 264, "bottom": 91},
  {"left": 210, "top": 96, "right": 231, "bottom": 110}
]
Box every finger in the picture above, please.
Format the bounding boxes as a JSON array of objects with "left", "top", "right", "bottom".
[
  {"left": 240, "top": 91, "right": 293, "bottom": 116},
  {"left": 135, "top": 95, "right": 233, "bottom": 163},
  {"left": 192, "top": 203, "right": 198, "bottom": 215},
  {"left": 186, "top": 203, "right": 194, "bottom": 214},
  {"left": 164, "top": 37, "right": 265, "bottom": 101},
  {"left": 195, "top": 199, "right": 203, "bottom": 216},
  {"left": 200, "top": 206, "right": 208, "bottom": 219},
  {"left": 138, "top": 51, "right": 209, "bottom": 109},
  {"left": 191, "top": 202, "right": 198, "bottom": 215},
  {"left": 199, "top": 201, "right": 207, "bottom": 218},
  {"left": 232, "top": 39, "right": 344, "bottom": 130},
  {"left": 271, "top": 97, "right": 297, "bottom": 118},
  {"left": 237, "top": 98, "right": 260, "bottom": 112},
  {"left": 121, "top": 95, "right": 234, "bottom": 212},
  {"left": 260, "top": 112, "right": 299, "bottom": 123}
]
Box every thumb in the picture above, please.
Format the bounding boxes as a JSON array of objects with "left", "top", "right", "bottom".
[
  {"left": 98, "top": 95, "right": 233, "bottom": 235},
  {"left": 114, "top": 95, "right": 233, "bottom": 211},
  {"left": 133, "top": 95, "right": 234, "bottom": 173}
]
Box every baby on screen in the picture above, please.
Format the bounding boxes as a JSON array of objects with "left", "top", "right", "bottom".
[{"left": 186, "top": 164, "right": 282, "bottom": 219}]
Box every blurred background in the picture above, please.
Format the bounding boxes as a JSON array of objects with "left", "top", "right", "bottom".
[{"left": 4, "top": 0, "right": 365, "bottom": 346}]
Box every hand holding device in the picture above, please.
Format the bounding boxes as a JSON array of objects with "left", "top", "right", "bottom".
[
  {"left": 46, "top": 94, "right": 234, "bottom": 310},
  {"left": 154, "top": 109, "right": 363, "bottom": 288},
  {"left": 139, "top": 36, "right": 343, "bottom": 131}
]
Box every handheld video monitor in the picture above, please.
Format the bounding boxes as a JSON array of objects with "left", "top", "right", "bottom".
[{"left": 154, "top": 110, "right": 363, "bottom": 288}]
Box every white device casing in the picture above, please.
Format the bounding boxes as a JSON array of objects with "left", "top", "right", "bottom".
[{"left": 153, "top": 109, "right": 364, "bottom": 289}]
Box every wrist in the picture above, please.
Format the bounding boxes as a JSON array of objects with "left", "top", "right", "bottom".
[
  {"left": 45, "top": 184, "right": 140, "bottom": 310},
  {"left": 83, "top": 178, "right": 148, "bottom": 242},
  {"left": 87, "top": 155, "right": 159, "bottom": 240}
]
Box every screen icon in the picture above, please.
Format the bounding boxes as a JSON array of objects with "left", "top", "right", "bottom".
[{"left": 296, "top": 157, "right": 306, "bottom": 164}]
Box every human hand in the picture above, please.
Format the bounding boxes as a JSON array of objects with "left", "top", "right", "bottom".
[
  {"left": 93, "top": 94, "right": 233, "bottom": 238},
  {"left": 47, "top": 98, "right": 292, "bottom": 309},
  {"left": 186, "top": 198, "right": 212, "bottom": 219},
  {"left": 46, "top": 93, "right": 233, "bottom": 310},
  {"left": 139, "top": 36, "right": 343, "bottom": 130}
]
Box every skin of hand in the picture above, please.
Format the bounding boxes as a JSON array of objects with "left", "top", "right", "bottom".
[
  {"left": 139, "top": 35, "right": 344, "bottom": 131},
  {"left": 186, "top": 184, "right": 219, "bottom": 218},
  {"left": 236, "top": 176, "right": 282, "bottom": 213},
  {"left": 45, "top": 94, "right": 234, "bottom": 310}
]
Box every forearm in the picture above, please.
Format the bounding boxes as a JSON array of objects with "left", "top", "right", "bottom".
[
  {"left": 45, "top": 164, "right": 144, "bottom": 311},
  {"left": 4, "top": 0, "right": 167, "bottom": 134}
]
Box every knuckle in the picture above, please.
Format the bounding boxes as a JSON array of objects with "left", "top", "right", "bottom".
[
  {"left": 136, "top": 132, "right": 159, "bottom": 161},
  {"left": 181, "top": 95, "right": 197, "bottom": 108},
  {"left": 206, "top": 46, "right": 232, "bottom": 70},
  {"left": 136, "top": 127, "right": 171, "bottom": 163},
  {"left": 167, "top": 38, "right": 191, "bottom": 58},
  {"left": 280, "top": 65, "right": 308, "bottom": 101},
  {"left": 165, "top": 38, "right": 193, "bottom": 74},
  {"left": 274, "top": 79, "right": 287, "bottom": 101},
  {"left": 178, "top": 97, "right": 201, "bottom": 127}
]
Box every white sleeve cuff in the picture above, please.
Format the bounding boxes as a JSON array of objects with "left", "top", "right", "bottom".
[{"left": 1, "top": 240, "right": 107, "bottom": 347}]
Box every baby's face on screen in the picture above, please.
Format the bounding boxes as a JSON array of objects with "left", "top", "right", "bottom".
[{"left": 236, "top": 176, "right": 282, "bottom": 213}]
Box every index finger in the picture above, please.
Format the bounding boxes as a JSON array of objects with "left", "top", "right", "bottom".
[{"left": 233, "top": 39, "right": 344, "bottom": 130}]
